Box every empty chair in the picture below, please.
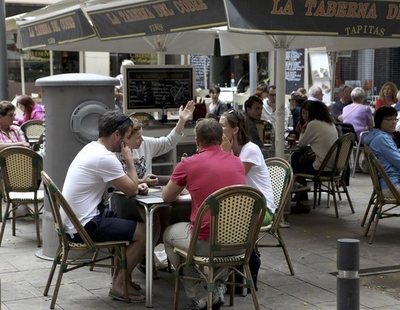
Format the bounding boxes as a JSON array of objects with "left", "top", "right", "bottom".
[
  {"left": 41, "top": 171, "right": 130, "bottom": 309},
  {"left": 257, "top": 157, "right": 295, "bottom": 275},
  {"left": 0, "top": 146, "right": 44, "bottom": 247}
]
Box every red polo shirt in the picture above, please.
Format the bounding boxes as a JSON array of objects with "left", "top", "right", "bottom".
[{"left": 170, "top": 145, "right": 245, "bottom": 240}]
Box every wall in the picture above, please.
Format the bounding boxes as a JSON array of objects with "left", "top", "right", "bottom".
[{"left": 84, "top": 52, "right": 110, "bottom": 76}]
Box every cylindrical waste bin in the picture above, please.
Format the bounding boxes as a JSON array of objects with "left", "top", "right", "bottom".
[{"left": 35, "top": 73, "right": 119, "bottom": 259}]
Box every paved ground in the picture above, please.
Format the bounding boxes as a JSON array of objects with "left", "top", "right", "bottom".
[{"left": 1, "top": 173, "right": 400, "bottom": 309}]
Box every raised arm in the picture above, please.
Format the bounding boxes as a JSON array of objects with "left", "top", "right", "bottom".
[{"left": 174, "top": 100, "right": 195, "bottom": 135}]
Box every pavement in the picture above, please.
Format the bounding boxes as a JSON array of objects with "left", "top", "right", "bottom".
[{"left": 1, "top": 173, "right": 400, "bottom": 309}]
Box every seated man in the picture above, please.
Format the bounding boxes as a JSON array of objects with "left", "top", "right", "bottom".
[
  {"left": 244, "top": 95, "right": 264, "bottom": 148},
  {"left": 261, "top": 85, "right": 290, "bottom": 130},
  {"left": 162, "top": 118, "right": 246, "bottom": 309},
  {"left": 365, "top": 106, "right": 400, "bottom": 196},
  {"left": 62, "top": 110, "right": 146, "bottom": 302}
]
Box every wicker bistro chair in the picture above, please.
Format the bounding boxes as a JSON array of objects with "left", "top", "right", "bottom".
[
  {"left": 257, "top": 157, "right": 295, "bottom": 275},
  {"left": 173, "top": 185, "right": 266, "bottom": 310},
  {"left": 363, "top": 146, "right": 400, "bottom": 244},
  {"left": 0, "top": 146, "right": 44, "bottom": 247},
  {"left": 20, "top": 120, "right": 45, "bottom": 150},
  {"left": 41, "top": 171, "right": 130, "bottom": 309},
  {"left": 295, "top": 133, "right": 355, "bottom": 218}
]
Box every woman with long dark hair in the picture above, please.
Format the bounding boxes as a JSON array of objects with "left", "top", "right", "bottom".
[
  {"left": 220, "top": 109, "right": 276, "bottom": 225},
  {"left": 15, "top": 95, "right": 45, "bottom": 126}
]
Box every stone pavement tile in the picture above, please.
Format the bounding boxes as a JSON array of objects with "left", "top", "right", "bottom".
[
  {"left": 372, "top": 305, "right": 400, "bottom": 310},
  {"left": 258, "top": 272, "right": 304, "bottom": 290},
  {"left": 277, "top": 282, "right": 336, "bottom": 305},
  {"left": 314, "top": 300, "right": 372, "bottom": 309},
  {"left": 259, "top": 294, "right": 319, "bottom": 309},
  {"left": 3, "top": 298, "right": 58, "bottom": 310},
  {"left": 1, "top": 279, "right": 44, "bottom": 301},
  {"left": 295, "top": 272, "right": 336, "bottom": 292},
  {"left": 360, "top": 286, "right": 400, "bottom": 308}
]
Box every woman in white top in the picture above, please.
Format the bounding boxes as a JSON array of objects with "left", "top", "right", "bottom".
[{"left": 220, "top": 109, "right": 276, "bottom": 225}]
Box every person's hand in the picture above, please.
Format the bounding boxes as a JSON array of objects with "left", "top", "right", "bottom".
[
  {"left": 138, "top": 183, "right": 149, "bottom": 195},
  {"left": 22, "top": 142, "right": 30, "bottom": 148},
  {"left": 120, "top": 141, "right": 133, "bottom": 162},
  {"left": 143, "top": 174, "right": 159, "bottom": 186},
  {"left": 179, "top": 100, "right": 195, "bottom": 122},
  {"left": 220, "top": 134, "right": 232, "bottom": 153}
]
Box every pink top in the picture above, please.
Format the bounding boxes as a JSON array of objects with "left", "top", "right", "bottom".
[
  {"left": 15, "top": 103, "right": 45, "bottom": 126},
  {"left": 170, "top": 145, "right": 245, "bottom": 240},
  {"left": 0, "top": 125, "right": 26, "bottom": 143}
]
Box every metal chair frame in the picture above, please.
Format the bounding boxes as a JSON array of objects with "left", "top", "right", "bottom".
[
  {"left": 257, "top": 157, "right": 295, "bottom": 275},
  {"left": 295, "top": 133, "right": 355, "bottom": 218},
  {"left": 363, "top": 146, "right": 400, "bottom": 244},
  {"left": 0, "top": 146, "right": 43, "bottom": 247},
  {"left": 41, "top": 171, "right": 130, "bottom": 309}
]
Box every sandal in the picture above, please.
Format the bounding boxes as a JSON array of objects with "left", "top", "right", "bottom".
[
  {"left": 130, "top": 281, "right": 141, "bottom": 291},
  {"left": 109, "top": 289, "right": 145, "bottom": 303}
]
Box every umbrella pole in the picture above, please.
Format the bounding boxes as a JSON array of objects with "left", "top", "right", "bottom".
[{"left": 275, "top": 40, "right": 286, "bottom": 159}]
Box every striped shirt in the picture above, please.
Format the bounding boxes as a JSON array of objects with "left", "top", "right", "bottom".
[{"left": 0, "top": 125, "right": 26, "bottom": 143}]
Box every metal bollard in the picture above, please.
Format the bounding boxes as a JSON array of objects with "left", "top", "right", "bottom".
[{"left": 337, "top": 239, "right": 360, "bottom": 310}]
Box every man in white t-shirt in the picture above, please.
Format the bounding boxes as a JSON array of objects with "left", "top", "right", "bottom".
[{"left": 62, "top": 110, "right": 146, "bottom": 302}]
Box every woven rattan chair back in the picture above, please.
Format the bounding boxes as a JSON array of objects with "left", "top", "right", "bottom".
[
  {"left": 363, "top": 146, "right": 400, "bottom": 243},
  {"left": 265, "top": 157, "right": 294, "bottom": 232},
  {"left": 173, "top": 185, "right": 266, "bottom": 310},
  {"left": 257, "top": 157, "right": 295, "bottom": 275},
  {"left": 21, "top": 120, "right": 45, "bottom": 142},
  {"left": 0, "top": 146, "right": 43, "bottom": 247}
]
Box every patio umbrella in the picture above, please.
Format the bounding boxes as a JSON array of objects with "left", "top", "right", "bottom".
[{"left": 223, "top": 0, "right": 400, "bottom": 158}]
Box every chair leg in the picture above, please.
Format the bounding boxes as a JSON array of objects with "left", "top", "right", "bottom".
[
  {"left": 313, "top": 182, "right": 318, "bottom": 209},
  {"left": 364, "top": 203, "right": 379, "bottom": 237},
  {"left": 243, "top": 264, "right": 260, "bottom": 310},
  {"left": 361, "top": 191, "right": 376, "bottom": 227},
  {"left": 368, "top": 206, "right": 383, "bottom": 244},
  {"left": 277, "top": 230, "right": 295, "bottom": 275},
  {"left": 34, "top": 201, "right": 41, "bottom": 247},
  {"left": 12, "top": 204, "right": 16, "bottom": 236},
  {"left": 341, "top": 182, "right": 355, "bottom": 213},
  {"left": 173, "top": 263, "right": 183, "bottom": 310},
  {"left": 50, "top": 257, "right": 68, "bottom": 309},
  {"left": 352, "top": 140, "right": 362, "bottom": 177},
  {"left": 0, "top": 202, "right": 11, "bottom": 246},
  {"left": 331, "top": 181, "right": 339, "bottom": 218},
  {"left": 44, "top": 247, "right": 62, "bottom": 296},
  {"left": 90, "top": 250, "right": 99, "bottom": 271},
  {"left": 207, "top": 267, "right": 214, "bottom": 310},
  {"left": 229, "top": 271, "right": 235, "bottom": 306}
]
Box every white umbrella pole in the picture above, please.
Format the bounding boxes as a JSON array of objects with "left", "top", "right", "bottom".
[
  {"left": 275, "top": 42, "right": 286, "bottom": 158},
  {"left": 49, "top": 50, "right": 54, "bottom": 76},
  {"left": 19, "top": 54, "right": 25, "bottom": 95},
  {"left": 157, "top": 51, "right": 165, "bottom": 65},
  {"left": 249, "top": 52, "right": 257, "bottom": 94}
]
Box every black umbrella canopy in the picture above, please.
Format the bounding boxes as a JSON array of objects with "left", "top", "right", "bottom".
[
  {"left": 224, "top": 0, "right": 400, "bottom": 39},
  {"left": 85, "top": 0, "right": 227, "bottom": 40}
]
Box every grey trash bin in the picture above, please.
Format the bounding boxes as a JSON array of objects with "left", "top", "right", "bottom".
[{"left": 35, "top": 73, "right": 118, "bottom": 259}]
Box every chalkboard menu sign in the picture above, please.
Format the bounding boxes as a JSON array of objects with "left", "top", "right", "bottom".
[
  {"left": 190, "top": 55, "right": 210, "bottom": 89},
  {"left": 123, "top": 65, "right": 194, "bottom": 109},
  {"left": 285, "top": 49, "right": 305, "bottom": 94}
]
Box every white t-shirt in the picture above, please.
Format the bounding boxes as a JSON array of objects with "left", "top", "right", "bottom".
[
  {"left": 239, "top": 142, "right": 276, "bottom": 214},
  {"left": 62, "top": 141, "right": 125, "bottom": 234}
]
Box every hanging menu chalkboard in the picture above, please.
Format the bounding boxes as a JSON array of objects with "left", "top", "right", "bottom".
[
  {"left": 285, "top": 49, "right": 305, "bottom": 94},
  {"left": 123, "top": 65, "right": 194, "bottom": 109}
]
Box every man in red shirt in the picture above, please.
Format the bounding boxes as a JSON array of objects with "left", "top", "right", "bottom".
[{"left": 162, "top": 118, "right": 245, "bottom": 310}]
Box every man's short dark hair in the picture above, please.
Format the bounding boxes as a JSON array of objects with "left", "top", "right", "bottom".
[
  {"left": 98, "top": 110, "right": 133, "bottom": 138},
  {"left": 374, "top": 106, "right": 397, "bottom": 129},
  {"left": 244, "top": 96, "right": 263, "bottom": 113},
  {"left": 195, "top": 118, "right": 223, "bottom": 147},
  {"left": 0, "top": 101, "right": 15, "bottom": 117}
]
